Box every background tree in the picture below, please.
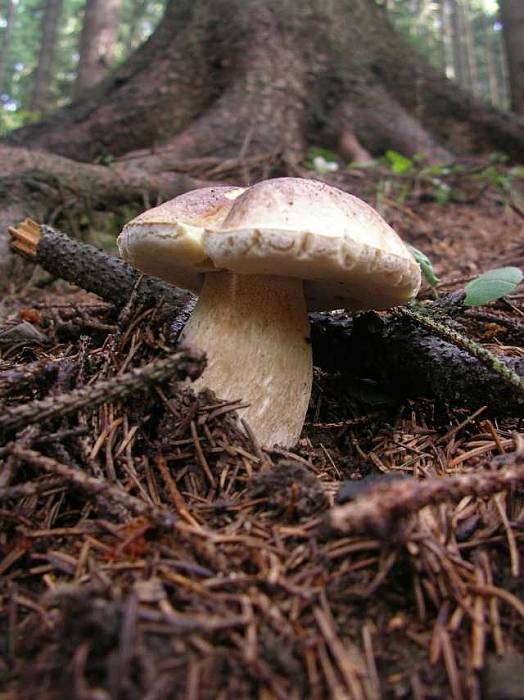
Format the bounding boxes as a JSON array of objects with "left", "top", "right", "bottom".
[
  {"left": 0, "top": 0, "right": 165, "bottom": 131},
  {"left": 449, "top": 0, "right": 469, "bottom": 88},
  {"left": 8, "top": 0, "right": 523, "bottom": 161},
  {"left": 74, "top": 0, "right": 123, "bottom": 97},
  {"left": 461, "top": 0, "right": 479, "bottom": 91},
  {"left": 1, "top": 0, "right": 513, "bottom": 131},
  {"left": 481, "top": 7, "right": 502, "bottom": 107},
  {"left": 384, "top": 0, "right": 509, "bottom": 108},
  {"left": 29, "top": 0, "right": 63, "bottom": 113},
  {"left": 0, "top": 0, "right": 17, "bottom": 97},
  {"left": 499, "top": 0, "right": 524, "bottom": 115}
]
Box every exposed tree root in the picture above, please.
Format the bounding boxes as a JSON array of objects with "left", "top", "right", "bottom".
[
  {"left": 0, "top": 144, "right": 207, "bottom": 279},
  {"left": 4, "top": 0, "right": 524, "bottom": 165}
]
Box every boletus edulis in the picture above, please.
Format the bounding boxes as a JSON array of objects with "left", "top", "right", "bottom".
[{"left": 118, "top": 178, "right": 421, "bottom": 448}]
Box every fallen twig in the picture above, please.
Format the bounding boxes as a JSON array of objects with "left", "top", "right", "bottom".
[
  {"left": 8, "top": 220, "right": 191, "bottom": 321},
  {"left": 0, "top": 348, "right": 205, "bottom": 436},
  {"left": 6, "top": 444, "right": 179, "bottom": 528},
  {"left": 328, "top": 438, "right": 524, "bottom": 537},
  {"left": 397, "top": 304, "right": 524, "bottom": 394}
]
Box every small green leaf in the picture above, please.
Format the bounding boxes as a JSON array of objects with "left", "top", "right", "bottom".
[
  {"left": 305, "top": 146, "right": 338, "bottom": 165},
  {"left": 385, "top": 150, "right": 413, "bottom": 174},
  {"left": 464, "top": 267, "right": 523, "bottom": 307},
  {"left": 433, "top": 181, "right": 451, "bottom": 205},
  {"left": 509, "top": 166, "right": 524, "bottom": 178},
  {"left": 408, "top": 245, "right": 440, "bottom": 288},
  {"left": 420, "top": 164, "right": 452, "bottom": 177}
]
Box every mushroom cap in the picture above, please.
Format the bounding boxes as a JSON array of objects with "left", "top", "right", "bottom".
[
  {"left": 119, "top": 178, "right": 421, "bottom": 310},
  {"left": 118, "top": 185, "right": 245, "bottom": 291}
]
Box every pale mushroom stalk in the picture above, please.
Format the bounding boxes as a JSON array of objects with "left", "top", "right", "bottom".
[{"left": 180, "top": 270, "right": 312, "bottom": 448}]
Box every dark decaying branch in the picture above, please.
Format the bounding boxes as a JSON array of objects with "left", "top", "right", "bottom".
[
  {"left": 9, "top": 219, "right": 191, "bottom": 320},
  {"left": 7, "top": 221, "right": 524, "bottom": 415},
  {"left": 310, "top": 313, "right": 524, "bottom": 415}
]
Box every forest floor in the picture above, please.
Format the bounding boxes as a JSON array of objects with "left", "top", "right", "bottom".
[{"left": 0, "top": 158, "right": 523, "bottom": 699}]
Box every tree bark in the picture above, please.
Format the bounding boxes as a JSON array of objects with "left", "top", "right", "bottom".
[
  {"left": 74, "top": 0, "right": 123, "bottom": 98},
  {"left": 29, "top": 0, "right": 63, "bottom": 114},
  {"left": 448, "top": 0, "right": 468, "bottom": 88},
  {"left": 0, "top": 0, "right": 16, "bottom": 96},
  {"left": 125, "top": 0, "right": 150, "bottom": 54},
  {"left": 482, "top": 11, "right": 502, "bottom": 107},
  {"left": 499, "top": 0, "right": 524, "bottom": 115},
  {"left": 6, "top": 0, "right": 524, "bottom": 164}
]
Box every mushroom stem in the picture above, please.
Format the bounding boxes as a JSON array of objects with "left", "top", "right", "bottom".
[{"left": 180, "top": 271, "right": 312, "bottom": 448}]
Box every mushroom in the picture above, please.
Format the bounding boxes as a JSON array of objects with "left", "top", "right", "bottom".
[
  {"left": 118, "top": 178, "right": 421, "bottom": 448},
  {"left": 117, "top": 185, "right": 246, "bottom": 291}
]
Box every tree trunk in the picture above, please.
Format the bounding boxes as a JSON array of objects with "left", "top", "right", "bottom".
[
  {"left": 438, "top": 0, "right": 452, "bottom": 78},
  {"left": 125, "top": 0, "right": 150, "bottom": 54},
  {"left": 499, "top": 0, "right": 524, "bottom": 115},
  {"left": 461, "top": 0, "right": 479, "bottom": 93},
  {"left": 6, "top": 0, "right": 524, "bottom": 165},
  {"left": 74, "top": 0, "right": 123, "bottom": 98},
  {"left": 482, "top": 11, "right": 501, "bottom": 108},
  {"left": 448, "top": 0, "right": 468, "bottom": 88},
  {"left": 0, "top": 0, "right": 16, "bottom": 96},
  {"left": 29, "top": 0, "right": 63, "bottom": 114}
]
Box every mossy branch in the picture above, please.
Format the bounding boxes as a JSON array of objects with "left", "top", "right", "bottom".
[{"left": 397, "top": 304, "right": 524, "bottom": 395}]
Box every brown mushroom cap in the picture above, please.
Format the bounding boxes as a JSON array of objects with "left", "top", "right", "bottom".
[
  {"left": 118, "top": 185, "right": 245, "bottom": 291},
  {"left": 203, "top": 178, "right": 421, "bottom": 310},
  {"left": 119, "top": 178, "right": 420, "bottom": 310},
  {"left": 118, "top": 178, "right": 421, "bottom": 448}
]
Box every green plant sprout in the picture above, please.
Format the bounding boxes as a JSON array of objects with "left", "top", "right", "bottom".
[{"left": 408, "top": 245, "right": 440, "bottom": 291}]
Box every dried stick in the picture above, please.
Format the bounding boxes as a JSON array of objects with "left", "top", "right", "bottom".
[
  {"left": 6, "top": 445, "right": 179, "bottom": 529},
  {"left": 8, "top": 220, "right": 191, "bottom": 321},
  {"left": 0, "top": 477, "right": 65, "bottom": 501},
  {"left": 328, "top": 444, "right": 524, "bottom": 538},
  {"left": 0, "top": 349, "right": 205, "bottom": 436}
]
